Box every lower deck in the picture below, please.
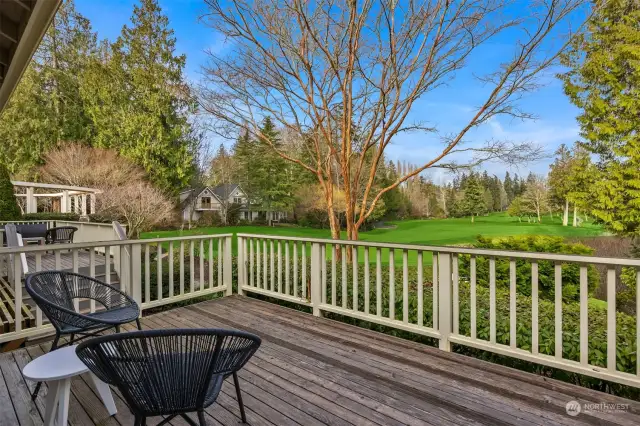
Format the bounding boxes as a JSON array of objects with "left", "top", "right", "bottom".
[{"left": 1, "top": 296, "right": 639, "bottom": 425}]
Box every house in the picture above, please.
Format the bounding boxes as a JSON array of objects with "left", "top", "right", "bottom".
[{"left": 180, "top": 184, "right": 288, "bottom": 223}]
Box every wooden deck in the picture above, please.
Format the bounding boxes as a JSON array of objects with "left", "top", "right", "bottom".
[{"left": 1, "top": 296, "right": 640, "bottom": 425}]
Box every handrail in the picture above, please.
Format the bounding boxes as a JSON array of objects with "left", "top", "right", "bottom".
[
  {"left": 237, "top": 233, "right": 640, "bottom": 266},
  {"left": 0, "top": 233, "right": 234, "bottom": 254}
]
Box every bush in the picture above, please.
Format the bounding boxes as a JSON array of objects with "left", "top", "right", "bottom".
[
  {"left": 459, "top": 235, "right": 599, "bottom": 302},
  {"left": 22, "top": 212, "right": 81, "bottom": 221},
  {"left": 0, "top": 163, "right": 20, "bottom": 220},
  {"left": 198, "top": 211, "right": 223, "bottom": 227}
]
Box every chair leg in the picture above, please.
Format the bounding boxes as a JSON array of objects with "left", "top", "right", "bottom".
[
  {"left": 198, "top": 410, "right": 207, "bottom": 426},
  {"left": 32, "top": 333, "right": 61, "bottom": 401},
  {"left": 136, "top": 318, "right": 142, "bottom": 330},
  {"left": 69, "top": 334, "right": 75, "bottom": 345},
  {"left": 233, "top": 372, "right": 247, "bottom": 423},
  {"left": 115, "top": 325, "right": 121, "bottom": 333}
]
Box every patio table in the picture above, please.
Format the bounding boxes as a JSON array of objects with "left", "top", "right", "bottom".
[{"left": 23, "top": 345, "right": 117, "bottom": 425}]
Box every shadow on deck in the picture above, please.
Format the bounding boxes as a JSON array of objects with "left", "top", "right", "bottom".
[{"left": 1, "top": 296, "right": 640, "bottom": 425}]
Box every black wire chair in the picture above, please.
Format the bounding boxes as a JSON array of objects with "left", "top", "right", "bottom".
[
  {"left": 76, "top": 328, "right": 262, "bottom": 426},
  {"left": 45, "top": 226, "right": 77, "bottom": 244},
  {"left": 25, "top": 271, "right": 141, "bottom": 400}
]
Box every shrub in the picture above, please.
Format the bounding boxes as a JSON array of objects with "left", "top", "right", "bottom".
[
  {"left": 198, "top": 211, "right": 223, "bottom": 227},
  {"left": 22, "top": 212, "right": 80, "bottom": 221},
  {"left": 458, "top": 235, "right": 599, "bottom": 302},
  {"left": 0, "top": 163, "right": 20, "bottom": 220}
]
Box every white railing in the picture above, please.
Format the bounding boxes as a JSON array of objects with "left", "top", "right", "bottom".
[
  {"left": 237, "top": 233, "right": 640, "bottom": 388},
  {"left": 0, "top": 234, "right": 233, "bottom": 344}
]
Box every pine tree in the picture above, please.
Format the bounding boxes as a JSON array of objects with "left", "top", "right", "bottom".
[
  {"left": 0, "top": 164, "right": 21, "bottom": 220},
  {"left": 460, "top": 176, "right": 486, "bottom": 222},
  {"left": 560, "top": 0, "right": 640, "bottom": 235},
  {"left": 82, "top": 0, "right": 196, "bottom": 193},
  {"left": 504, "top": 171, "right": 514, "bottom": 203}
]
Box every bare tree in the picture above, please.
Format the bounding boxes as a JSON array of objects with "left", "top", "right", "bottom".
[
  {"left": 522, "top": 175, "right": 549, "bottom": 223},
  {"left": 199, "top": 0, "right": 585, "bottom": 240}
]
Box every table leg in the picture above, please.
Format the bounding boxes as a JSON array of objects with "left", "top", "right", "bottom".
[
  {"left": 56, "top": 379, "right": 71, "bottom": 426},
  {"left": 43, "top": 381, "right": 60, "bottom": 426},
  {"left": 88, "top": 373, "right": 117, "bottom": 416}
]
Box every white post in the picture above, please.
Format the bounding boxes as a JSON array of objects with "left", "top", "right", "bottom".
[
  {"left": 130, "top": 243, "right": 142, "bottom": 310},
  {"left": 60, "top": 190, "right": 70, "bottom": 213},
  {"left": 25, "top": 187, "right": 36, "bottom": 213},
  {"left": 311, "top": 242, "right": 323, "bottom": 317},
  {"left": 237, "top": 236, "right": 245, "bottom": 295},
  {"left": 438, "top": 252, "right": 452, "bottom": 351},
  {"left": 90, "top": 193, "right": 96, "bottom": 215},
  {"left": 81, "top": 194, "right": 88, "bottom": 217},
  {"left": 224, "top": 236, "right": 233, "bottom": 296}
]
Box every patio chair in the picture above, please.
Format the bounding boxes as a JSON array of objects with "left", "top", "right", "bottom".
[
  {"left": 76, "top": 328, "right": 262, "bottom": 426},
  {"left": 45, "top": 226, "right": 77, "bottom": 244},
  {"left": 25, "top": 271, "right": 142, "bottom": 400}
]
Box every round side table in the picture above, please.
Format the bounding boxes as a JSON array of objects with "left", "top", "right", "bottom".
[{"left": 23, "top": 345, "right": 117, "bottom": 426}]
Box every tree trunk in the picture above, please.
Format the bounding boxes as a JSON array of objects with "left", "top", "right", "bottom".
[
  {"left": 562, "top": 199, "right": 569, "bottom": 226},
  {"left": 573, "top": 205, "right": 578, "bottom": 227}
]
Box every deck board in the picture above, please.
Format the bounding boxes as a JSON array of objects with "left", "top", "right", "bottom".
[{"left": 3, "top": 295, "right": 640, "bottom": 425}]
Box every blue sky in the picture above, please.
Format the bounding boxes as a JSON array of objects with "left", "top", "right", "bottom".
[{"left": 76, "top": 0, "right": 583, "bottom": 182}]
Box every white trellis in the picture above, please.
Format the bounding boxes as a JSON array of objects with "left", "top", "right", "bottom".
[{"left": 11, "top": 181, "right": 101, "bottom": 217}]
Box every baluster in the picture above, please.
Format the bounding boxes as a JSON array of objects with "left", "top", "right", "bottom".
[
  {"left": 249, "top": 238, "right": 254, "bottom": 287},
  {"left": 271, "top": 241, "right": 275, "bottom": 292},
  {"left": 389, "top": 249, "right": 395, "bottom": 320},
  {"left": 580, "top": 265, "right": 588, "bottom": 365},
  {"left": 607, "top": 267, "right": 616, "bottom": 371},
  {"left": 452, "top": 254, "right": 459, "bottom": 333},
  {"left": 331, "top": 245, "right": 337, "bottom": 305},
  {"left": 364, "top": 248, "right": 370, "bottom": 315},
  {"left": 217, "top": 238, "right": 223, "bottom": 289},
  {"left": 376, "top": 248, "right": 382, "bottom": 316},
  {"left": 352, "top": 246, "right": 358, "bottom": 311},
  {"left": 637, "top": 269, "right": 640, "bottom": 376},
  {"left": 36, "top": 252, "right": 43, "bottom": 326},
  {"left": 180, "top": 241, "right": 185, "bottom": 295},
  {"left": 293, "top": 242, "right": 299, "bottom": 298},
  {"left": 144, "top": 245, "right": 150, "bottom": 303},
  {"left": 157, "top": 243, "right": 163, "bottom": 301},
  {"left": 263, "top": 240, "right": 268, "bottom": 289},
  {"left": 72, "top": 249, "right": 79, "bottom": 311},
  {"left": 169, "top": 242, "right": 174, "bottom": 297},
  {"left": 189, "top": 241, "right": 195, "bottom": 293},
  {"left": 322, "top": 244, "right": 327, "bottom": 304},
  {"left": 417, "top": 251, "right": 423, "bottom": 327},
  {"left": 199, "top": 240, "right": 204, "bottom": 292},
  {"left": 256, "top": 239, "right": 261, "bottom": 288},
  {"left": 470, "top": 256, "right": 477, "bottom": 339},
  {"left": 532, "top": 261, "right": 539, "bottom": 354},
  {"left": 55, "top": 249, "right": 61, "bottom": 271},
  {"left": 103, "top": 246, "right": 110, "bottom": 286},
  {"left": 13, "top": 256, "right": 21, "bottom": 332},
  {"left": 285, "top": 241, "right": 290, "bottom": 295},
  {"left": 403, "top": 250, "right": 409, "bottom": 323},
  {"left": 555, "top": 263, "right": 562, "bottom": 360},
  {"left": 509, "top": 259, "right": 516, "bottom": 348},
  {"left": 490, "top": 257, "right": 496, "bottom": 344},
  {"left": 432, "top": 253, "right": 438, "bottom": 329},
  {"left": 208, "top": 239, "right": 213, "bottom": 289},
  {"left": 342, "top": 246, "right": 347, "bottom": 309},
  {"left": 302, "top": 242, "right": 307, "bottom": 299},
  {"left": 278, "top": 241, "right": 282, "bottom": 292}
]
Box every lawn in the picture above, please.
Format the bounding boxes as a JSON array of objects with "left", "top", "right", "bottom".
[{"left": 142, "top": 213, "right": 604, "bottom": 265}]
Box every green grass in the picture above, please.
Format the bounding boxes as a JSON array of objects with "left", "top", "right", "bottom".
[{"left": 142, "top": 213, "right": 604, "bottom": 266}]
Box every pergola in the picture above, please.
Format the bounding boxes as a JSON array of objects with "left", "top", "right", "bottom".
[{"left": 11, "top": 181, "right": 101, "bottom": 216}]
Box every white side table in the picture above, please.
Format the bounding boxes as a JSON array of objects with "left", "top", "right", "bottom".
[{"left": 23, "top": 345, "right": 117, "bottom": 426}]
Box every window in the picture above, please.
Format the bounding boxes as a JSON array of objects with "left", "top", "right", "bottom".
[
  {"left": 234, "top": 197, "right": 243, "bottom": 204},
  {"left": 200, "top": 196, "right": 211, "bottom": 208}
]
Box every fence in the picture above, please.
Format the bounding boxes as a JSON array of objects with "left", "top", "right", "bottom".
[{"left": 0, "top": 231, "right": 639, "bottom": 388}]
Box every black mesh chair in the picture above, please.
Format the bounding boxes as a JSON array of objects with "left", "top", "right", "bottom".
[
  {"left": 76, "top": 329, "right": 262, "bottom": 426},
  {"left": 25, "top": 271, "right": 141, "bottom": 399},
  {"left": 45, "top": 226, "right": 78, "bottom": 244}
]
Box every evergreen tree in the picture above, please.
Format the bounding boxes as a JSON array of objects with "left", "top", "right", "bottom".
[
  {"left": 0, "top": 0, "right": 96, "bottom": 175},
  {"left": 0, "top": 164, "right": 21, "bottom": 220},
  {"left": 560, "top": 0, "right": 640, "bottom": 234},
  {"left": 504, "top": 171, "right": 514, "bottom": 203},
  {"left": 548, "top": 144, "right": 575, "bottom": 226},
  {"left": 460, "top": 176, "right": 486, "bottom": 222},
  {"left": 81, "top": 0, "right": 196, "bottom": 193}
]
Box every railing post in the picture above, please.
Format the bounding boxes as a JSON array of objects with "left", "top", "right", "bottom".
[
  {"left": 437, "top": 252, "right": 452, "bottom": 351},
  {"left": 224, "top": 236, "right": 233, "bottom": 296},
  {"left": 311, "top": 242, "right": 323, "bottom": 317},
  {"left": 130, "top": 243, "right": 142, "bottom": 311},
  {"left": 237, "top": 236, "right": 245, "bottom": 295}
]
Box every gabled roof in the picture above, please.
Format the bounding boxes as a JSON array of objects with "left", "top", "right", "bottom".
[{"left": 212, "top": 184, "right": 240, "bottom": 200}]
